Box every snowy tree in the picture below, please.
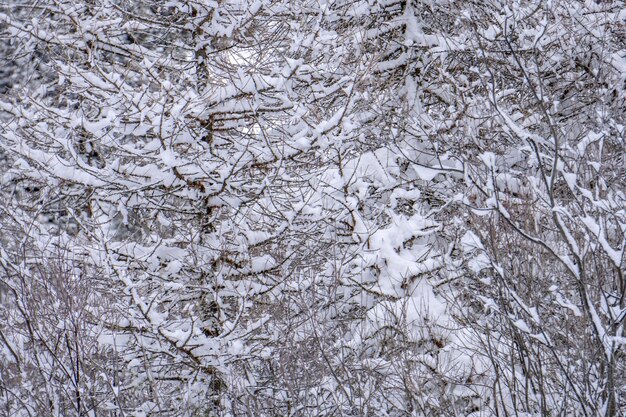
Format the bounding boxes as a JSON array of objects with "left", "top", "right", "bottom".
[
  {"left": 0, "top": 0, "right": 624, "bottom": 416},
  {"left": 453, "top": 1, "right": 626, "bottom": 415},
  {"left": 0, "top": 0, "right": 316, "bottom": 414}
]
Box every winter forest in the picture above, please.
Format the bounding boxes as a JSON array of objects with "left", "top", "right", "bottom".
[{"left": 0, "top": 0, "right": 624, "bottom": 416}]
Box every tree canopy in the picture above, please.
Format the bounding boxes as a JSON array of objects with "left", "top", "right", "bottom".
[{"left": 0, "top": 0, "right": 624, "bottom": 416}]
